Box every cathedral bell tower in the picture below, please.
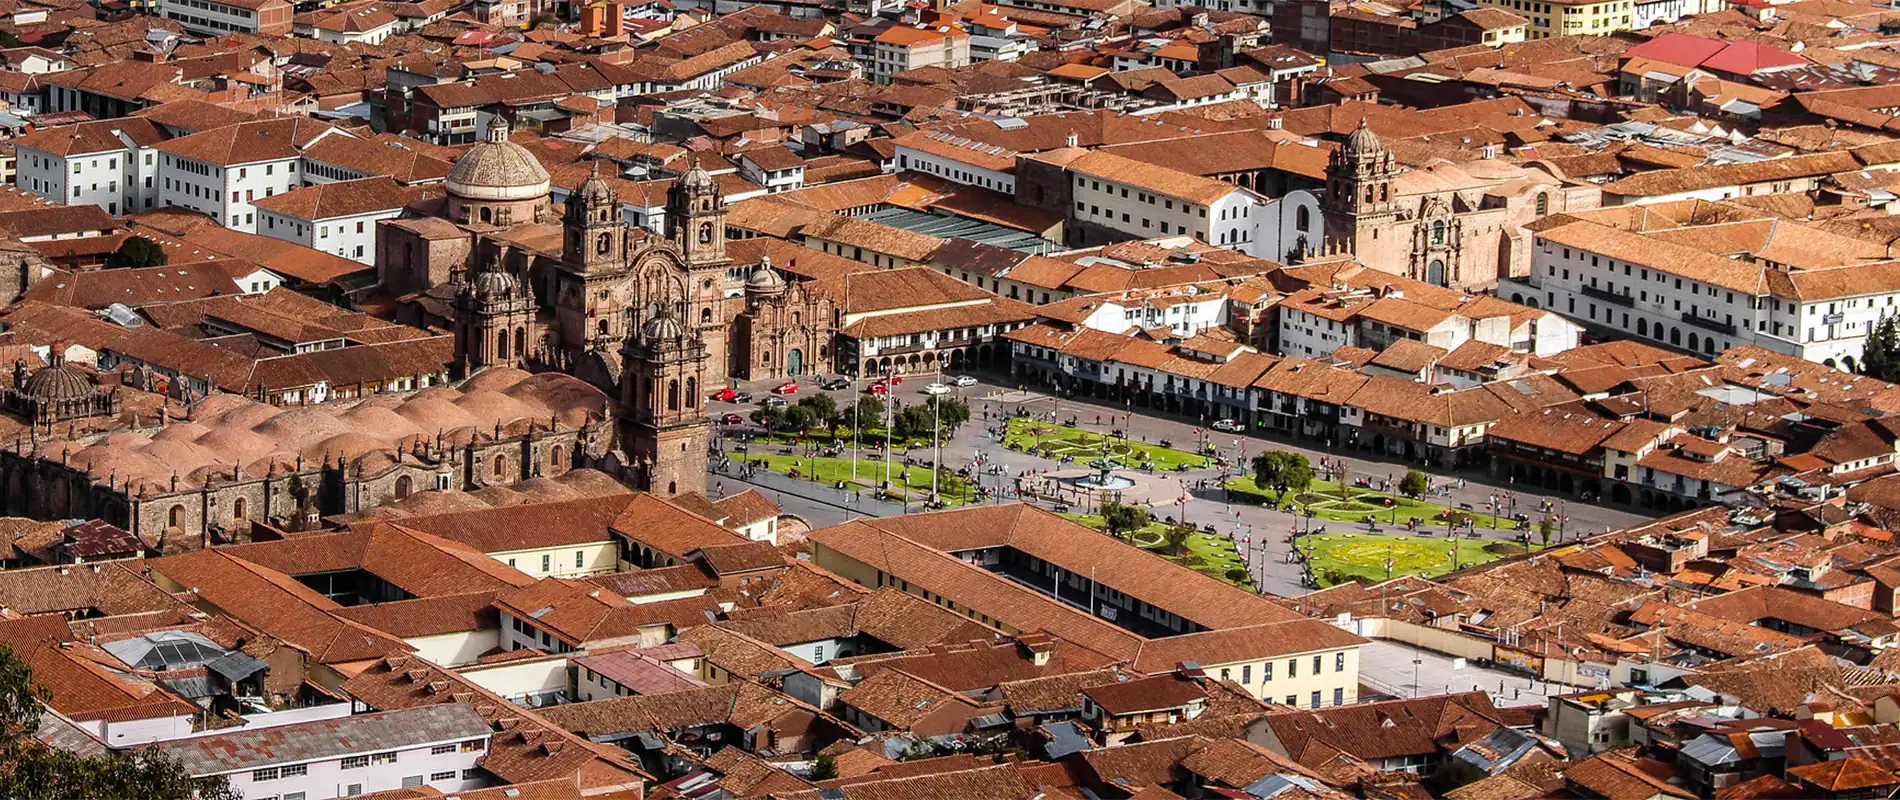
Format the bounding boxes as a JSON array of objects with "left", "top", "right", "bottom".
[
  {"left": 1323, "top": 118, "right": 1401, "bottom": 266},
  {"left": 452, "top": 247, "right": 535, "bottom": 378},
  {"left": 664, "top": 159, "right": 734, "bottom": 391},
  {"left": 618, "top": 305, "right": 711, "bottom": 498},
  {"left": 556, "top": 164, "right": 631, "bottom": 352}
]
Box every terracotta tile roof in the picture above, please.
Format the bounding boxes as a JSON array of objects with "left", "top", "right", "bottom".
[
  {"left": 147, "top": 550, "right": 411, "bottom": 664},
  {"left": 156, "top": 117, "right": 343, "bottom": 166},
  {"left": 781, "top": 762, "right": 1042, "bottom": 800},
  {"left": 1039, "top": 147, "right": 1246, "bottom": 206},
  {"left": 13, "top": 116, "right": 167, "bottom": 157}
]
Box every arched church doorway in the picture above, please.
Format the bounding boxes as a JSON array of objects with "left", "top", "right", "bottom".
[
  {"left": 1427, "top": 259, "right": 1446, "bottom": 286},
  {"left": 787, "top": 348, "right": 804, "bottom": 376}
]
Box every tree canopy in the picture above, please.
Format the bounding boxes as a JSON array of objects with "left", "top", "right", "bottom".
[
  {"left": 108, "top": 237, "right": 168, "bottom": 270},
  {"left": 1251, "top": 451, "right": 1313, "bottom": 502},
  {"left": 1101, "top": 500, "right": 1151, "bottom": 540},
  {"left": 1399, "top": 469, "right": 1429, "bottom": 499},
  {"left": 1862, "top": 313, "right": 1900, "bottom": 382}
]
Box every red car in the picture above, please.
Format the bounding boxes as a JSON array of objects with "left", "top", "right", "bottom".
[
  {"left": 721, "top": 413, "right": 745, "bottom": 424},
  {"left": 774, "top": 381, "right": 799, "bottom": 394},
  {"left": 882, "top": 375, "right": 903, "bottom": 385},
  {"left": 868, "top": 383, "right": 890, "bottom": 395},
  {"left": 711, "top": 387, "right": 738, "bottom": 402}
]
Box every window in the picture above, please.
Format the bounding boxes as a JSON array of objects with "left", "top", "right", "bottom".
[
  {"left": 431, "top": 744, "right": 456, "bottom": 755},
  {"left": 1336, "top": 652, "right": 1346, "bottom": 672},
  {"left": 432, "top": 771, "right": 457, "bottom": 781},
  {"left": 253, "top": 767, "right": 281, "bottom": 781},
  {"left": 1311, "top": 691, "right": 1322, "bottom": 708},
  {"left": 402, "top": 776, "right": 425, "bottom": 788},
  {"left": 541, "top": 554, "right": 551, "bottom": 572},
  {"left": 371, "top": 752, "right": 398, "bottom": 766},
  {"left": 1241, "top": 665, "right": 1252, "bottom": 683},
  {"left": 1288, "top": 659, "right": 1297, "bottom": 678},
  {"left": 342, "top": 756, "right": 370, "bottom": 769},
  {"left": 1335, "top": 688, "right": 1345, "bottom": 706},
  {"left": 1263, "top": 662, "right": 1272, "bottom": 681},
  {"left": 282, "top": 765, "right": 306, "bottom": 778},
  {"left": 575, "top": 550, "right": 585, "bottom": 569}
]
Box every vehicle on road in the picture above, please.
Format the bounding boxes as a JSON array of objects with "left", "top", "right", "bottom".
[
  {"left": 721, "top": 413, "right": 745, "bottom": 424},
  {"left": 712, "top": 387, "right": 738, "bottom": 402},
  {"left": 822, "top": 378, "right": 851, "bottom": 390},
  {"left": 881, "top": 375, "right": 903, "bottom": 385},
  {"left": 924, "top": 383, "right": 950, "bottom": 396},
  {"left": 868, "top": 383, "right": 889, "bottom": 395},
  {"left": 951, "top": 375, "right": 977, "bottom": 387},
  {"left": 1211, "top": 419, "right": 1242, "bottom": 432},
  {"left": 764, "top": 396, "right": 789, "bottom": 408},
  {"left": 773, "top": 381, "right": 799, "bottom": 394}
]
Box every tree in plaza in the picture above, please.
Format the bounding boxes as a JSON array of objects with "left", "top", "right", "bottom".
[
  {"left": 893, "top": 405, "right": 933, "bottom": 439},
  {"left": 109, "top": 237, "right": 169, "bottom": 269},
  {"left": 1538, "top": 515, "right": 1557, "bottom": 547},
  {"left": 1251, "top": 451, "right": 1313, "bottom": 504},
  {"left": 750, "top": 406, "right": 787, "bottom": 430},
  {"left": 1862, "top": 313, "right": 1900, "bottom": 382},
  {"left": 796, "top": 394, "right": 838, "bottom": 433},
  {"left": 784, "top": 404, "right": 820, "bottom": 433},
  {"left": 0, "top": 647, "right": 235, "bottom": 800},
  {"left": 1162, "top": 524, "right": 1194, "bottom": 557},
  {"left": 1399, "top": 469, "right": 1429, "bottom": 499},
  {"left": 1335, "top": 462, "right": 1353, "bottom": 501},
  {"left": 930, "top": 396, "right": 972, "bottom": 433},
  {"left": 844, "top": 395, "right": 886, "bottom": 433},
  {"left": 1101, "top": 500, "right": 1150, "bottom": 541}
]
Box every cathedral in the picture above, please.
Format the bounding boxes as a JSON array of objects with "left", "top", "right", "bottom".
[{"left": 379, "top": 118, "right": 845, "bottom": 498}]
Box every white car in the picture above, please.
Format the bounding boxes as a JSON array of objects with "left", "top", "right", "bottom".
[
  {"left": 924, "top": 383, "right": 951, "bottom": 396},
  {"left": 1211, "top": 419, "right": 1243, "bottom": 432},
  {"left": 951, "top": 375, "right": 977, "bottom": 387}
]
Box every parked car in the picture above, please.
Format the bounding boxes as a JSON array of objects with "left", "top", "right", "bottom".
[
  {"left": 881, "top": 375, "right": 903, "bottom": 385},
  {"left": 951, "top": 375, "right": 977, "bottom": 387},
  {"left": 721, "top": 413, "right": 745, "bottom": 424},
  {"left": 822, "top": 378, "right": 851, "bottom": 390},
  {"left": 712, "top": 386, "right": 738, "bottom": 402},
  {"left": 924, "top": 383, "right": 950, "bottom": 396},
  {"left": 1211, "top": 419, "right": 1242, "bottom": 432},
  {"left": 773, "top": 381, "right": 799, "bottom": 394},
  {"left": 732, "top": 391, "right": 753, "bottom": 403},
  {"left": 764, "top": 396, "right": 789, "bottom": 408},
  {"left": 868, "top": 383, "right": 889, "bottom": 395}
]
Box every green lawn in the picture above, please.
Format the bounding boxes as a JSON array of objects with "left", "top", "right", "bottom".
[
  {"left": 732, "top": 428, "right": 933, "bottom": 451},
  {"left": 1224, "top": 476, "right": 1507, "bottom": 529},
  {"left": 738, "top": 453, "right": 971, "bottom": 504},
  {"left": 1060, "top": 513, "right": 1254, "bottom": 590},
  {"left": 1006, "top": 418, "right": 1210, "bottom": 471},
  {"left": 1299, "top": 533, "right": 1531, "bottom": 586}
]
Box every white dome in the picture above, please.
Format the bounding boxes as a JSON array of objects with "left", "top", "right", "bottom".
[{"left": 446, "top": 119, "right": 551, "bottom": 202}]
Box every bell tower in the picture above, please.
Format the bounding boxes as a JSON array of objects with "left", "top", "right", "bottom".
[
  {"left": 556, "top": 164, "right": 631, "bottom": 354},
  {"left": 1324, "top": 119, "right": 1402, "bottom": 267},
  {"left": 665, "top": 160, "right": 734, "bottom": 391},
  {"left": 618, "top": 306, "right": 710, "bottom": 498},
  {"left": 452, "top": 247, "right": 536, "bottom": 378}
]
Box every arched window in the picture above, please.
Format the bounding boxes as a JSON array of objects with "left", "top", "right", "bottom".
[
  {"left": 1637, "top": 318, "right": 1648, "bottom": 336},
  {"left": 793, "top": 311, "right": 801, "bottom": 327},
  {"left": 514, "top": 327, "right": 526, "bottom": 359},
  {"left": 480, "top": 206, "right": 493, "bottom": 224},
  {"left": 1536, "top": 192, "right": 1550, "bottom": 216},
  {"left": 394, "top": 476, "right": 412, "bottom": 499},
  {"left": 597, "top": 319, "right": 609, "bottom": 336},
  {"left": 700, "top": 307, "right": 713, "bottom": 324},
  {"left": 549, "top": 445, "right": 564, "bottom": 468},
  {"left": 169, "top": 504, "right": 184, "bottom": 529},
  {"left": 667, "top": 379, "right": 680, "bottom": 411},
  {"left": 232, "top": 497, "right": 246, "bottom": 521},
  {"left": 497, "top": 330, "right": 508, "bottom": 357},
  {"left": 1432, "top": 220, "right": 1446, "bottom": 244},
  {"left": 699, "top": 222, "right": 713, "bottom": 244},
  {"left": 1295, "top": 204, "right": 1311, "bottom": 231},
  {"left": 686, "top": 378, "right": 698, "bottom": 407},
  {"left": 597, "top": 232, "right": 612, "bottom": 255},
  {"left": 493, "top": 455, "right": 506, "bottom": 479}
]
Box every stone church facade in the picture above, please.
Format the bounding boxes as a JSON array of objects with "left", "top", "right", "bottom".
[{"left": 1321, "top": 120, "right": 1598, "bottom": 290}]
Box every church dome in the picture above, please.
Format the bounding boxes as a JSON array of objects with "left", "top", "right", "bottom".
[
  {"left": 642, "top": 311, "right": 687, "bottom": 342},
  {"left": 24, "top": 362, "right": 93, "bottom": 401},
  {"left": 469, "top": 268, "right": 520, "bottom": 300},
  {"left": 1344, "top": 118, "right": 1384, "bottom": 158},
  {"left": 676, "top": 161, "right": 717, "bottom": 195},
  {"left": 744, "top": 255, "right": 785, "bottom": 295},
  {"left": 446, "top": 118, "right": 551, "bottom": 203}
]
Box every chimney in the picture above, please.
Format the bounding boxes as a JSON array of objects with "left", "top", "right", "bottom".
[
  {"left": 1481, "top": 144, "right": 1499, "bottom": 159},
  {"left": 604, "top": 2, "right": 626, "bottom": 37},
  {"left": 1064, "top": 132, "right": 1079, "bottom": 148},
  {"left": 1268, "top": 115, "right": 1283, "bottom": 129},
  {"left": 579, "top": 4, "right": 605, "bottom": 36}
]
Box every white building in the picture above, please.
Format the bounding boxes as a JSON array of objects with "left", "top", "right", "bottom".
[
  {"left": 156, "top": 118, "right": 349, "bottom": 233},
  {"left": 254, "top": 176, "right": 417, "bottom": 264},
  {"left": 1049, "top": 148, "right": 1262, "bottom": 247},
  {"left": 12, "top": 118, "right": 167, "bottom": 216},
  {"left": 160, "top": 0, "right": 292, "bottom": 36},
  {"left": 1502, "top": 202, "right": 1900, "bottom": 368},
  {"left": 146, "top": 705, "right": 491, "bottom": 800},
  {"left": 1245, "top": 189, "right": 1323, "bottom": 264}
]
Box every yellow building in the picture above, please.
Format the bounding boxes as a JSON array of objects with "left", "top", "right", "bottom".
[{"left": 1479, "top": 0, "right": 1631, "bottom": 38}]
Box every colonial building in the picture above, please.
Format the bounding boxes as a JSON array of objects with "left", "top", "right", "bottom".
[
  {"left": 1322, "top": 120, "right": 1597, "bottom": 290},
  {"left": 383, "top": 118, "right": 847, "bottom": 396}
]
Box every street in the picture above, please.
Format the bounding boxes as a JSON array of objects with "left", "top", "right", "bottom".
[{"left": 706, "top": 373, "right": 1652, "bottom": 598}]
